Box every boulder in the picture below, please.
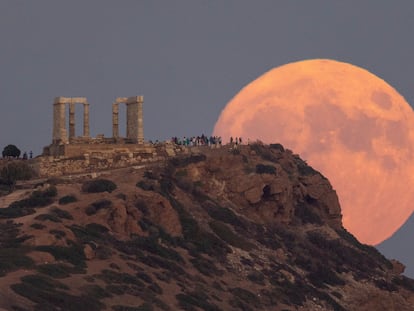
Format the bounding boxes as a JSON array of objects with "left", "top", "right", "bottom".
[
  {"left": 244, "top": 186, "right": 263, "bottom": 204},
  {"left": 27, "top": 251, "right": 55, "bottom": 264},
  {"left": 84, "top": 244, "right": 95, "bottom": 260}
]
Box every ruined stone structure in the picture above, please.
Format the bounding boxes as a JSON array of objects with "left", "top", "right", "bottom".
[
  {"left": 44, "top": 95, "right": 146, "bottom": 158},
  {"left": 37, "top": 95, "right": 201, "bottom": 177},
  {"left": 112, "top": 96, "right": 144, "bottom": 144},
  {"left": 53, "top": 97, "right": 90, "bottom": 144}
]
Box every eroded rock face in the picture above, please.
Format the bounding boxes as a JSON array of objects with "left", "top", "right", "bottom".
[
  {"left": 189, "top": 145, "right": 342, "bottom": 228},
  {"left": 143, "top": 192, "right": 182, "bottom": 237},
  {"left": 299, "top": 173, "right": 342, "bottom": 228}
]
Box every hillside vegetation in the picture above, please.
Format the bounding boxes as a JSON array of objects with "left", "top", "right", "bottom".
[{"left": 0, "top": 143, "right": 413, "bottom": 311}]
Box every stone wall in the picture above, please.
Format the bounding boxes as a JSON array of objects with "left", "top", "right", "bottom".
[{"left": 34, "top": 143, "right": 186, "bottom": 177}]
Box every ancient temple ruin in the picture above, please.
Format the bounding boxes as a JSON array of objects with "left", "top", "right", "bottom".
[
  {"left": 52, "top": 97, "right": 90, "bottom": 144},
  {"left": 112, "top": 96, "right": 144, "bottom": 144},
  {"left": 43, "top": 96, "right": 148, "bottom": 157},
  {"left": 37, "top": 95, "right": 187, "bottom": 177}
]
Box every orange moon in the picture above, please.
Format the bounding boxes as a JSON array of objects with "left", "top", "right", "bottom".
[{"left": 213, "top": 59, "right": 414, "bottom": 245}]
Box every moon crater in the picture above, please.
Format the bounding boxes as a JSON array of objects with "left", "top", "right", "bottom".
[{"left": 372, "top": 90, "right": 393, "bottom": 110}]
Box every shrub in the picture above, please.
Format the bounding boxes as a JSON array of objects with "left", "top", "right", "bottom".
[
  {"left": 163, "top": 195, "right": 230, "bottom": 258},
  {"left": 230, "top": 287, "right": 261, "bottom": 309},
  {"left": 35, "top": 243, "right": 86, "bottom": 268},
  {"left": 49, "top": 229, "right": 66, "bottom": 239},
  {"left": 169, "top": 154, "right": 206, "bottom": 168},
  {"left": 373, "top": 278, "right": 397, "bottom": 292},
  {"left": 1, "top": 161, "right": 33, "bottom": 185},
  {"left": 175, "top": 177, "right": 193, "bottom": 193},
  {"left": 294, "top": 202, "right": 322, "bottom": 225},
  {"left": 231, "top": 148, "right": 240, "bottom": 155},
  {"left": 159, "top": 178, "right": 174, "bottom": 195},
  {"left": 116, "top": 193, "right": 127, "bottom": 200},
  {"left": 175, "top": 169, "right": 187, "bottom": 177},
  {"left": 255, "top": 225, "right": 284, "bottom": 250},
  {"left": 294, "top": 157, "right": 319, "bottom": 176},
  {"left": 138, "top": 254, "right": 186, "bottom": 276},
  {"left": 9, "top": 196, "right": 53, "bottom": 209},
  {"left": 11, "top": 274, "right": 103, "bottom": 311},
  {"left": 269, "top": 143, "right": 285, "bottom": 152},
  {"left": 270, "top": 279, "right": 309, "bottom": 306},
  {"left": 135, "top": 199, "right": 149, "bottom": 215},
  {"left": 69, "top": 223, "right": 109, "bottom": 242},
  {"left": 85, "top": 199, "right": 112, "bottom": 215},
  {"left": 34, "top": 213, "right": 61, "bottom": 223},
  {"left": 0, "top": 248, "right": 34, "bottom": 276},
  {"left": 255, "top": 164, "right": 276, "bottom": 175},
  {"left": 247, "top": 271, "right": 265, "bottom": 285},
  {"left": 46, "top": 177, "right": 65, "bottom": 185},
  {"left": 144, "top": 170, "right": 157, "bottom": 179},
  {"left": 190, "top": 256, "right": 221, "bottom": 276},
  {"left": 250, "top": 143, "right": 278, "bottom": 162},
  {"left": 308, "top": 264, "right": 345, "bottom": 287},
  {"left": 41, "top": 186, "right": 57, "bottom": 197},
  {"left": 209, "top": 220, "right": 254, "bottom": 251},
  {"left": 112, "top": 304, "right": 153, "bottom": 311},
  {"left": 136, "top": 272, "right": 153, "bottom": 284},
  {"left": 2, "top": 144, "right": 21, "bottom": 158},
  {"left": 30, "top": 223, "right": 46, "bottom": 230},
  {"left": 96, "top": 269, "right": 144, "bottom": 287},
  {"left": 0, "top": 207, "right": 35, "bottom": 219},
  {"left": 50, "top": 207, "right": 73, "bottom": 220},
  {"left": 176, "top": 291, "right": 220, "bottom": 311},
  {"left": 8, "top": 186, "right": 57, "bottom": 209},
  {"left": 392, "top": 276, "right": 414, "bottom": 291},
  {"left": 95, "top": 246, "right": 112, "bottom": 260},
  {"left": 19, "top": 274, "right": 69, "bottom": 290},
  {"left": 116, "top": 236, "right": 183, "bottom": 263},
  {"left": 336, "top": 228, "right": 392, "bottom": 270},
  {"left": 58, "top": 195, "right": 77, "bottom": 205},
  {"left": 202, "top": 201, "right": 245, "bottom": 229},
  {"left": 36, "top": 263, "right": 72, "bottom": 278},
  {"left": 82, "top": 179, "right": 117, "bottom": 193},
  {"left": 81, "top": 284, "right": 112, "bottom": 299},
  {"left": 136, "top": 180, "right": 154, "bottom": 191}
]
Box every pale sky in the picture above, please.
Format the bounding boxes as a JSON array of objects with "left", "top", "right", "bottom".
[{"left": 1, "top": 1, "right": 414, "bottom": 275}]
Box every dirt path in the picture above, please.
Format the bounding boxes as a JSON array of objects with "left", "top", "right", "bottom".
[{"left": 0, "top": 190, "right": 31, "bottom": 208}]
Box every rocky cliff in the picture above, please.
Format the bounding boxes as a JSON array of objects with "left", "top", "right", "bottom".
[{"left": 0, "top": 143, "right": 413, "bottom": 311}]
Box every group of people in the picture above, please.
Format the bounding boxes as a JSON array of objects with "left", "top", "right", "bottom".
[
  {"left": 171, "top": 135, "right": 222, "bottom": 147},
  {"left": 229, "top": 137, "right": 243, "bottom": 145},
  {"left": 170, "top": 135, "right": 244, "bottom": 147},
  {"left": 22, "top": 151, "right": 33, "bottom": 160}
]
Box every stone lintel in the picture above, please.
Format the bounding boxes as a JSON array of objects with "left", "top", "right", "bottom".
[
  {"left": 54, "top": 97, "right": 68, "bottom": 104},
  {"left": 115, "top": 97, "right": 128, "bottom": 104},
  {"left": 54, "top": 97, "right": 87, "bottom": 104},
  {"left": 71, "top": 97, "right": 87, "bottom": 103},
  {"left": 127, "top": 96, "right": 144, "bottom": 104}
]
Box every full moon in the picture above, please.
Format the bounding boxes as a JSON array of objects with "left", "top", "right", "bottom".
[{"left": 213, "top": 59, "right": 414, "bottom": 245}]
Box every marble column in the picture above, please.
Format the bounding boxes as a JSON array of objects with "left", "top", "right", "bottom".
[
  {"left": 69, "top": 102, "right": 75, "bottom": 139},
  {"left": 83, "top": 102, "right": 90, "bottom": 137},
  {"left": 137, "top": 95, "right": 144, "bottom": 144},
  {"left": 112, "top": 103, "right": 119, "bottom": 139},
  {"left": 52, "top": 98, "right": 68, "bottom": 144},
  {"left": 126, "top": 101, "right": 137, "bottom": 142}
]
